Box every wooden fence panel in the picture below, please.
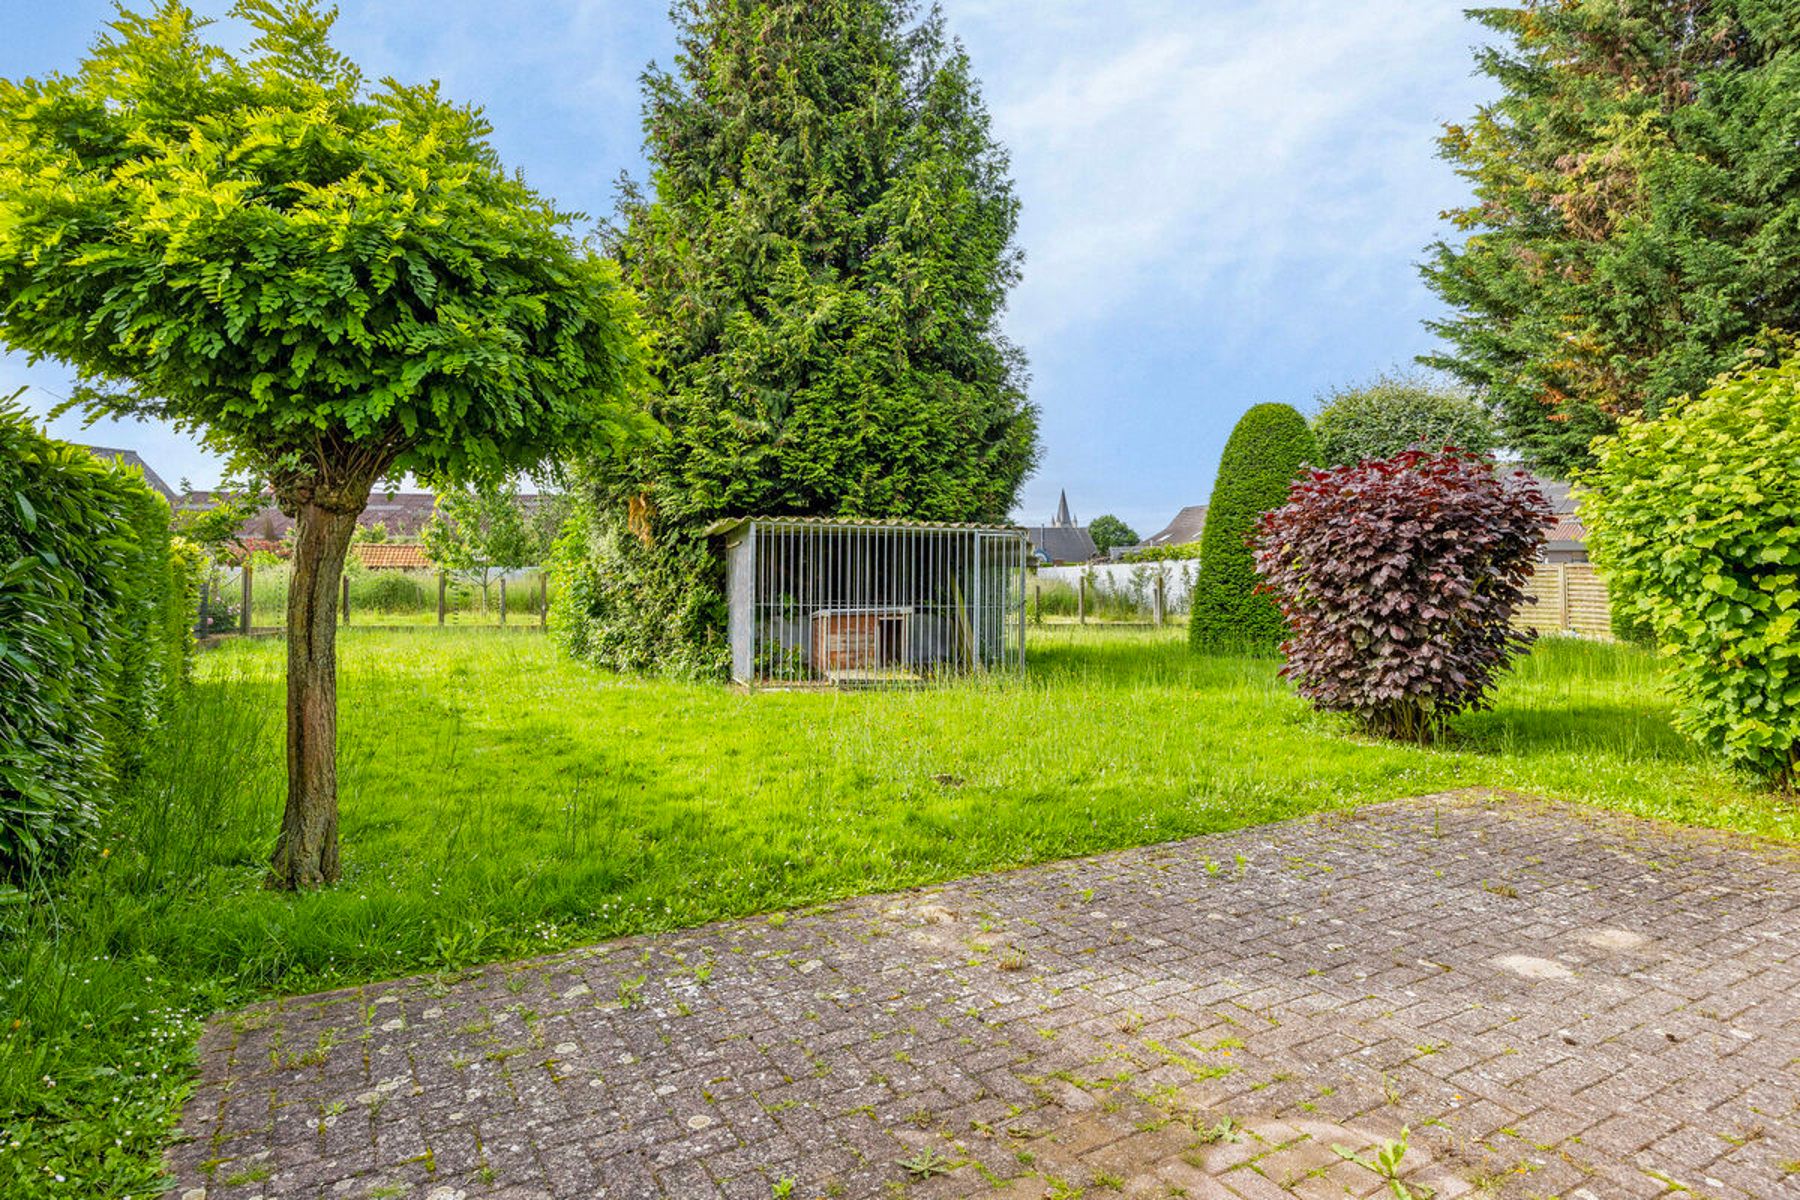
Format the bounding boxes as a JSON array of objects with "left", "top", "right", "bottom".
[
  {"left": 1565, "top": 566, "right": 1612, "bottom": 637},
  {"left": 1514, "top": 562, "right": 1613, "bottom": 639}
]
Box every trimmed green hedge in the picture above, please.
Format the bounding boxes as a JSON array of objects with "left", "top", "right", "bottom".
[
  {"left": 0, "top": 401, "right": 195, "bottom": 882},
  {"left": 1189, "top": 403, "right": 1317, "bottom": 652}
]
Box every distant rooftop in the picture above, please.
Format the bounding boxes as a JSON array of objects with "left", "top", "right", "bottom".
[
  {"left": 79, "top": 445, "right": 177, "bottom": 502},
  {"left": 354, "top": 543, "right": 434, "bottom": 571},
  {"left": 1023, "top": 523, "right": 1098, "bottom": 564},
  {"left": 1140, "top": 504, "right": 1207, "bottom": 549}
]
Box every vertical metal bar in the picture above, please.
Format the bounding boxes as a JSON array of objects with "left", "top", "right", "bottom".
[
  {"left": 750, "top": 522, "right": 760, "bottom": 683},
  {"left": 342, "top": 574, "right": 351, "bottom": 626},
  {"left": 778, "top": 522, "right": 785, "bottom": 681},
  {"left": 540, "top": 572, "right": 548, "bottom": 630},
  {"left": 781, "top": 522, "right": 788, "bottom": 682},
  {"left": 784, "top": 522, "right": 792, "bottom": 682},
  {"left": 241, "top": 562, "right": 253, "bottom": 635},
  {"left": 500, "top": 577, "right": 507, "bottom": 625},
  {"left": 808, "top": 522, "right": 816, "bottom": 682},
  {"left": 1018, "top": 532, "right": 1027, "bottom": 674},
  {"left": 972, "top": 532, "right": 982, "bottom": 668}
]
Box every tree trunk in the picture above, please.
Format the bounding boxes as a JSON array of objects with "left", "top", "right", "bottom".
[{"left": 267, "top": 498, "right": 364, "bottom": 889}]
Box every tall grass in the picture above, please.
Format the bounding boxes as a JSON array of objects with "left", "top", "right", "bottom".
[
  {"left": 0, "top": 676, "right": 279, "bottom": 1198},
  {"left": 1031, "top": 579, "right": 1149, "bottom": 622},
  {"left": 1, "top": 626, "right": 1791, "bottom": 1196}
]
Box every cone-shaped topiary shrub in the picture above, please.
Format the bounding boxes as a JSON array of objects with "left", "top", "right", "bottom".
[
  {"left": 1189, "top": 403, "right": 1317, "bottom": 651},
  {"left": 1583, "top": 353, "right": 1800, "bottom": 788},
  {"left": 1253, "top": 449, "right": 1551, "bottom": 742}
]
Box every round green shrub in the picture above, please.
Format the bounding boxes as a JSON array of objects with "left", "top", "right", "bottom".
[
  {"left": 1189, "top": 403, "right": 1317, "bottom": 652},
  {"left": 1311, "top": 372, "right": 1500, "bottom": 467},
  {"left": 1584, "top": 352, "right": 1800, "bottom": 788}
]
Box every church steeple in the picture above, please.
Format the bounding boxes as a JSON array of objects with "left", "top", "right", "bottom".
[{"left": 1053, "top": 490, "right": 1073, "bottom": 527}]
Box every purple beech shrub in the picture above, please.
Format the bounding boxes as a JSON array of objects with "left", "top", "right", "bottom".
[{"left": 1253, "top": 449, "right": 1552, "bottom": 742}]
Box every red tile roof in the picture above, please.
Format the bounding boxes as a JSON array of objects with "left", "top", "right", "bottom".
[
  {"left": 1548, "top": 516, "right": 1586, "bottom": 543},
  {"left": 354, "top": 543, "right": 433, "bottom": 570}
]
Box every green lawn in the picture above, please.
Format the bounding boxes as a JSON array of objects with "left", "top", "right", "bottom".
[{"left": 2, "top": 626, "right": 1791, "bottom": 1196}]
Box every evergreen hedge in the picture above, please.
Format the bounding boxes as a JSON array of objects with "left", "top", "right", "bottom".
[
  {"left": 0, "top": 401, "right": 195, "bottom": 882},
  {"left": 1189, "top": 403, "right": 1316, "bottom": 652}
]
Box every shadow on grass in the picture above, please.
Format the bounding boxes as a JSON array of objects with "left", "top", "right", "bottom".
[{"left": 1450, "top": 701, "right": 1697, "bottom": 763}]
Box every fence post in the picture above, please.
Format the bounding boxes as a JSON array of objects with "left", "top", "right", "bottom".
[
  {"left": 198, "top": 579, "right": 211, "bottom": 637},
  {"left": 540, "top": 572, "right": 548, "bottom": 630},
  {"left": 1154, "top": 572, "right": 1165, "bottom": 627},
  {"left": 1557, "top": 563, "right": 1571, "bottom": 633},
  {"left": 499, "top": 577, "right": 508, "bottom": 626},
  {"left": 1077, "top": 573, "right": 1086, "bottom": 624},
  {"left": 437, "top": 572, "right": 447, "bottom": 626},
  {"left": 240, "top": 563, "right": 253, "bottom": 635},
  {"left": 342, "top": 574, "right": 350, "bottom": 626}
]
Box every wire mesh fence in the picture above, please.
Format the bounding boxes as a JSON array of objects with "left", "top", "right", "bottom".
[
  {"left": 196, "top": 560, "right": 556, "bottom": 634},
  {"left": 1028, "top": 561, "right": 1198, "bottom": 625}
]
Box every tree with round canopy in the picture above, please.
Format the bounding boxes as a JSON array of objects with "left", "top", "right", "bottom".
[{"left": 0, "top": 1, "right": 651, "bottom": 887}]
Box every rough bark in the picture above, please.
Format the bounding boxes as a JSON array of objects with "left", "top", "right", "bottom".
[{"left": 266, "top": 495, "right": 366, "bottom": 889}]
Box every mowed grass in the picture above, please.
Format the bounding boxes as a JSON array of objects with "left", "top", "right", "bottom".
[{"left": 2, "top": 626, "right": 1792, "bottom": 1196}]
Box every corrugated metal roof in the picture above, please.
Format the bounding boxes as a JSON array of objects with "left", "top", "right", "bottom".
[{"left": 703, "top": 515, "right": 1027, "bottom": 537}]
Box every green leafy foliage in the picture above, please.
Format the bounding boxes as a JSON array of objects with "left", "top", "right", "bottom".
[
  {"left": 1583, "top": 351, "right": 1800, "bottom": 787},
  {"left": 0, "top": 1, "right": 650, "bottom": 504},
  {"left": 1189, "top": 404, "right": 1316, "bottom": 652},
  {"left": 1311, "top": 372, "right": 1500, "bottom": 467},
  {"left": 563, "top": 0, "right": 1038, "bottom": 675},
  {"left": 173, "top": 479, "right": 269, "bottom": 556},
  {"left": 0, "top": 397, "right": 193, "bottom": 881},
  {"left": 1121, "top": 541, "right": 1201, "bottom": 563},
  {"left": 419, "top": 483, "right": 551, "bottom": 607},
  {"left": 1087, "top": 515, "right": 1139, "bottom": 555},
  {"left": 0, "top": 0, "right": 649, "bottom": 884},
  {"left": 1423, "top": 2, "right": 1800, "bottom": 475}
]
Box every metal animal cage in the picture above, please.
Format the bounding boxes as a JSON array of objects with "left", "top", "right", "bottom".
[{"left": 708, "top": 517, "right": 1030, "bottom": 686}]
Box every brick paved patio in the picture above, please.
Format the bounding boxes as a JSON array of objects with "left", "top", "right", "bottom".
[{"left": 169, "top": 791, "right": 1800, "bottom": 1200}]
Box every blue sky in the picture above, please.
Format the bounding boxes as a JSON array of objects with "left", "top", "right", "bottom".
[{"left": 1, "top": 1, "right": 1495, "bottom": 538}]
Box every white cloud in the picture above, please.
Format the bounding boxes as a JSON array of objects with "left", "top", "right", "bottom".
[{"left": 948, "top": 0, "right": 1487, "bottom": 348}]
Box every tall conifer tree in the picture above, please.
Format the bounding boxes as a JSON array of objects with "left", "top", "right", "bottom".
[
  {"left": 1423, "top": 1, "right": 1800, "bottom": 476},
  {"left": 561, "top": 0, "right": 1038, "bottom": 674}
]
